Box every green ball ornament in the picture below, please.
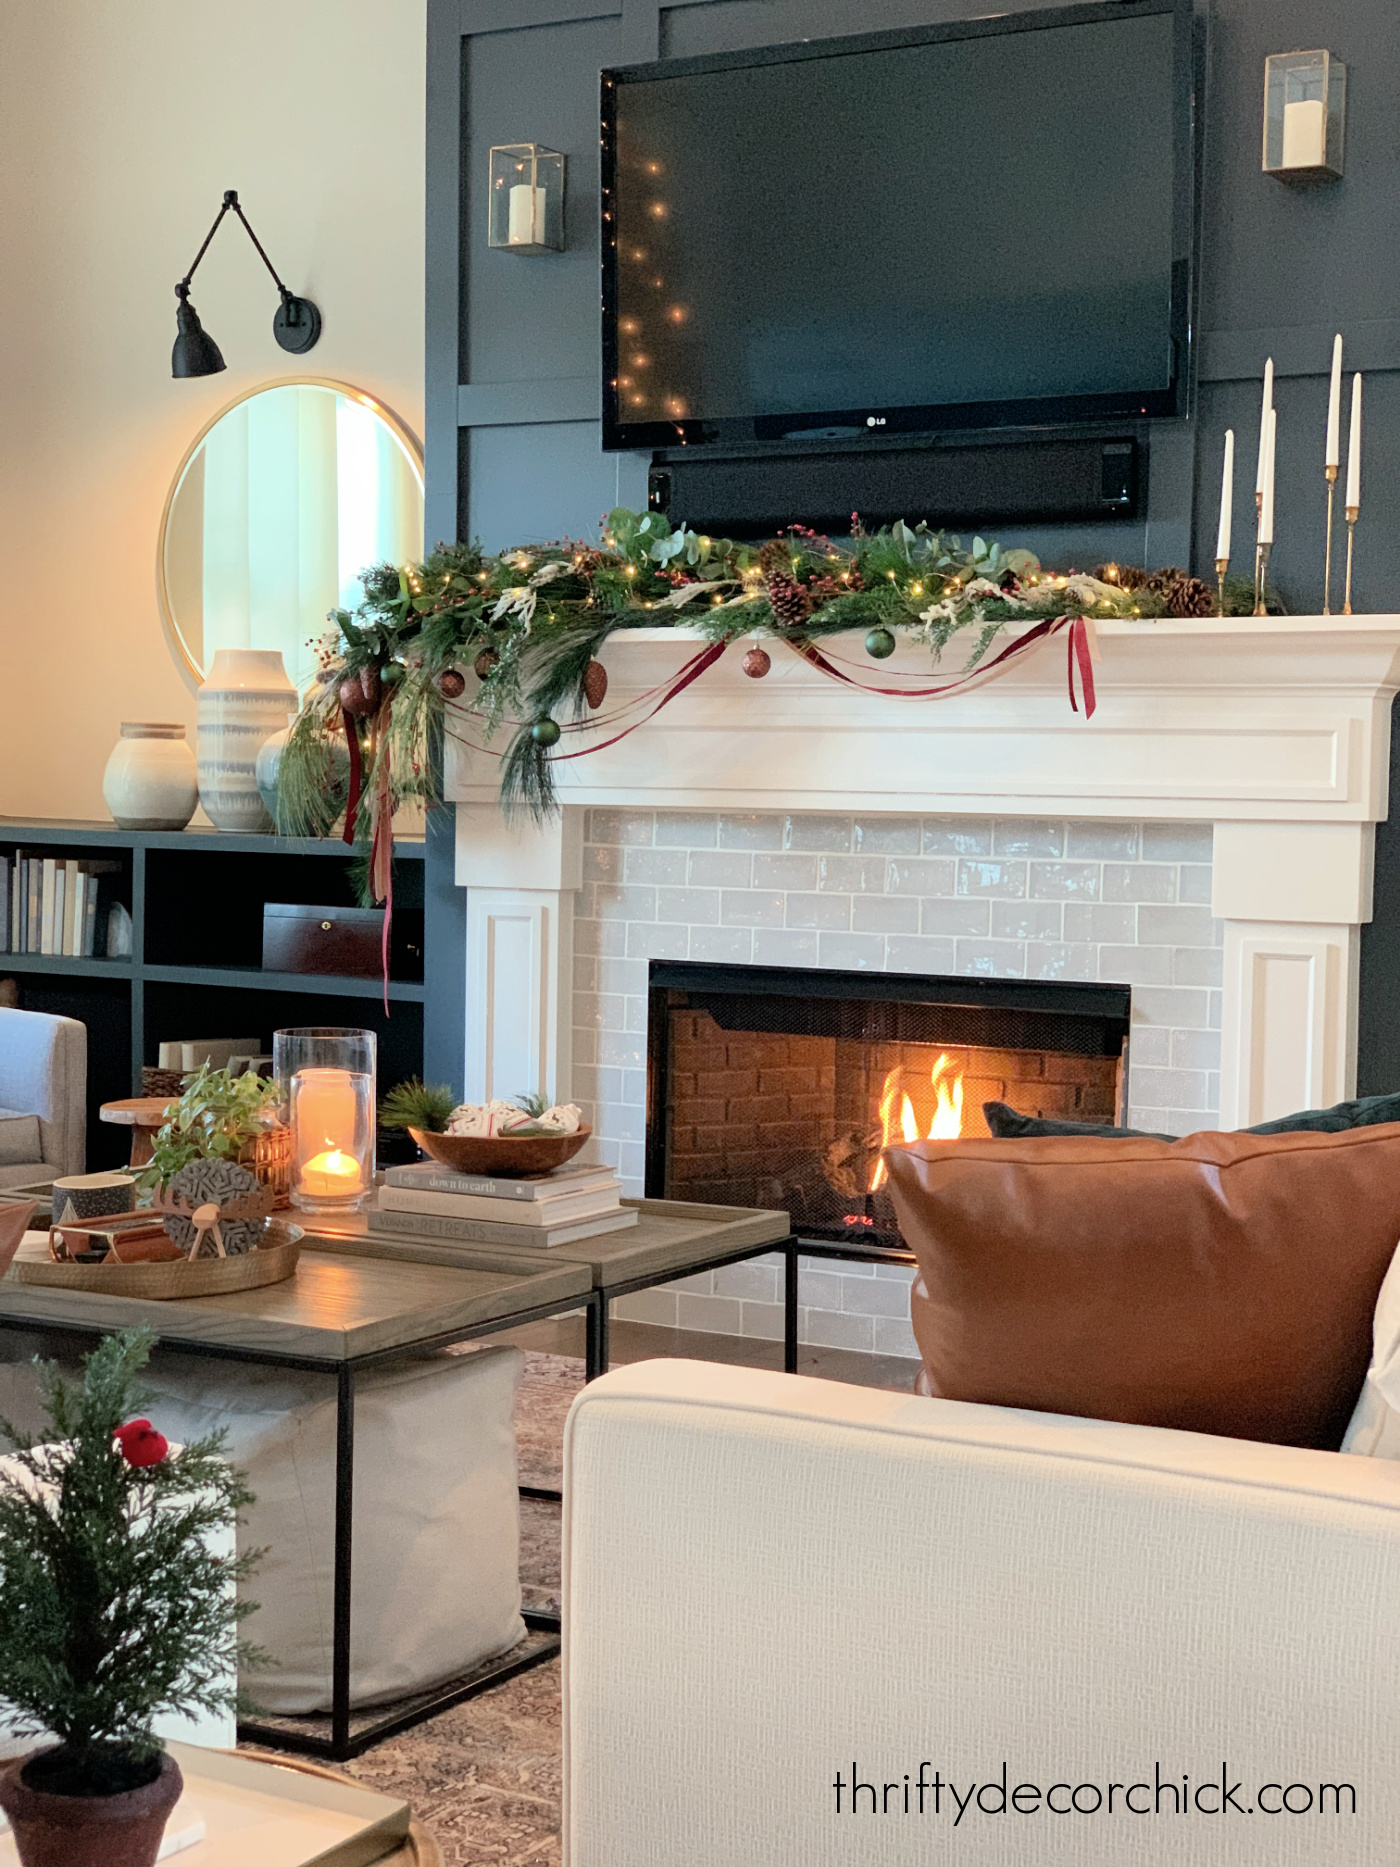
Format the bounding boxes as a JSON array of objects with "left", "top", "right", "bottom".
[
  {"left": 531, "top": 717, "right": 561, "bottom": 748},
  {"left": 865, "top": 626, "right": 897, "bottom": 660}
]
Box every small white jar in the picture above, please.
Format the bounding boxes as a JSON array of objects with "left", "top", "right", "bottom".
[{"left": 102, "top": 723, "right": 199, "bottom": 831}]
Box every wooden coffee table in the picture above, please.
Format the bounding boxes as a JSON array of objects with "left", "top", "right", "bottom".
[
  {"left": 304, "top": 1197, "right": 796, "bottom": 1380},
  {"left": 0, "top": 1243, "right": 594, "bottom": 1762}
]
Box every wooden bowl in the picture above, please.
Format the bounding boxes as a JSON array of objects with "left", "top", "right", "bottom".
[{"left": 408, "top": 1125, "right": 592, "bottom": 1178}]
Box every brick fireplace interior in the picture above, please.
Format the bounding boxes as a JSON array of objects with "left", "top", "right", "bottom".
[{"left": 646, "top": 963, "right": 1132, "bottom": 1249}]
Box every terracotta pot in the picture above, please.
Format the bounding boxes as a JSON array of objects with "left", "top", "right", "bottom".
[{"left": 0, "top": 1750, "right": 183, "bottom": 1867}]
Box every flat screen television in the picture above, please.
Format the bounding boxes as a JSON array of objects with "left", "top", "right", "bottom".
[{"left": 601, "top": 0, "right": 1194, "bottom": 453}]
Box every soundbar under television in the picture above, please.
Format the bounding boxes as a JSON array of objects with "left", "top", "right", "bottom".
[{"left": 601, "top": 0, "right": 1194, "bottom": 453}]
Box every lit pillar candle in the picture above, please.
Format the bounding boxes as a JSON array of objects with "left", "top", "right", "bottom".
[
  {"left": 292, "top": 1068, "right": 363, "bottom": 1195},
  {"left": 1216, "top": 429, "right": 1234, "bottom": 563},
  {"left": 1346, "top": 374, "right": 1363, "bottom": 511},
  {"left": 1326, "top": 333, "right": 1344, "bottom": 470},
  {"left": 301, "top": 1147, "right": 365, "bottom": 1198},
  {"left": 1255, "top": 358, "right": 1274, "bottom": 501},
  {"left": 1258, "top": 407, "right": 1277, "bottom": 546},
  {"left": 508, "top": 183, "right": 545, "bottom": 245}
]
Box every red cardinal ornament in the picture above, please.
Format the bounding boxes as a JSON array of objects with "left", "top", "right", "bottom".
[{"left": 114, "top": 1418, "right": 169, "bottom": 1468}]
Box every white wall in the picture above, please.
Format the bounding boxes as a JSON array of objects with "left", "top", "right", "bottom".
[{"left": 0, "top": 0, "right": 425, "bottom": 821}]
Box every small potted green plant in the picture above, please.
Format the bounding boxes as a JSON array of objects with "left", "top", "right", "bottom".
[
  {"left": 141, "top": 1064, "right": 291, "bottom": 1224},
  {"left": 0, "top": 1328, "right": 259, "bottom": 1867}
]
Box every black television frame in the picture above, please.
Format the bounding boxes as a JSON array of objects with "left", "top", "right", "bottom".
[{"left": 601, "top": 0, "right": 1196, "bottom": 454}]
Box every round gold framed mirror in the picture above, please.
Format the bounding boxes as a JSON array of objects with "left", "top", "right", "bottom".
[{"left": 157, "top": 379, "right": 424, "bottom": 692}]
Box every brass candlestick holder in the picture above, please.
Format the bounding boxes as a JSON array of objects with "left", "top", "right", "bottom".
[
  {"left": 1323, "top": 462, "right": 1339, "bottom": 613},
  {"left": 1254, "top": 542, "right": 1272, "bottom": 617},
  {"left": 1216, "top": 555, "right": 1229, "bottom": 617},
  {"left": 1344, "top": 504, "right": 1359, "bottom": 615}
]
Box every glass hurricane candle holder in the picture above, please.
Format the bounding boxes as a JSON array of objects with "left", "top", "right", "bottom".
[{"left": 273, "top": 1027, "right": 376, "bottom": 1214}]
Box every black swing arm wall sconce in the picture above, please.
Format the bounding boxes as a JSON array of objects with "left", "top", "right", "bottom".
[{"left": 172, "top": 189, "right": 322, "bottom": 378}]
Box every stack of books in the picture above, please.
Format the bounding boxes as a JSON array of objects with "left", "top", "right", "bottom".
[
  {"left": 2, "top": 852, "right": 124, "bottom": 957},
  {"left": 370, "top": 1159, "right": 636, "bottom": 1248}
]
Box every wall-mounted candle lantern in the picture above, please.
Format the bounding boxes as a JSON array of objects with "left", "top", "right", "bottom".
[
  {"left": 1263, "top": 52, "right": 1346, "bottom": 181},
  {"left": 274, "top": 1027, "right": 376, "bottom": 1214},
  {"left": 488, "top": 144, "right": 566, "bottom": 253}
]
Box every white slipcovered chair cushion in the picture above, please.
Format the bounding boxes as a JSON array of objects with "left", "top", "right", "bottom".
[{"left": 0, "top": 1341, "right": 524, "bottom": 1713}]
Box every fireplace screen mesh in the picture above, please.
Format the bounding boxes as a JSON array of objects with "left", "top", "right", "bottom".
[{"left": 646, "top": 963, "right": 1130, "bottom": 1247}]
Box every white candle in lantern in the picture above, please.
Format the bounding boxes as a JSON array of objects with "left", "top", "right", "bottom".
[
  {"left": 508, "top": 183, "right": 545, "bottom": 245},
  {"left": 1346, "top": 373, "right": 1363, "bottom": 511},
  {"left": 1258, "top": 407, "right": 1277, "bottom": 547},
  {"left": 1255, "top": 358, "right": 1274, "bottom": 500},
  {"left": 1326, "top": 333, "right": 1344, "bottom": 469},
  {"left": 1282, "top": 96, "right": 1327, "bottom": 169},
  {"left": 1216, "top": 429, "right": 1234, "bottom": 564}
]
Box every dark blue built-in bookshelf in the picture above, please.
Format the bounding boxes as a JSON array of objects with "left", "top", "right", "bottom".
[{"left": 0, "top": 821, "right": 426, "bottom": 1171}]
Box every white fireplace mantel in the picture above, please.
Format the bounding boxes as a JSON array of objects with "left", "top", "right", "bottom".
[{"left": 445, "top": 616, "right": 1400, "bottom": 1132}]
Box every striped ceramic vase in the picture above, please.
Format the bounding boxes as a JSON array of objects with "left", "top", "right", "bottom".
[{"left": 197, "top": 649, "right": 298, "bottom": 833}]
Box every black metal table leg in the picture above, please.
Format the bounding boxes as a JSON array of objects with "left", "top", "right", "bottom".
[
  {"left": 784, "top": 1241, "right": 800, "bottom": 1373},
  {"left": 585, "top": 1288, "right": 610, "bottom": 1381},
  {"left": 330, "top": 1361, "right": 356, "bottom": 1758}
]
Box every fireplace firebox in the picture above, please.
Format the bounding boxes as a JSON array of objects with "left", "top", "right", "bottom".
[{"left": 646, "top": 963, "right": 1131, "bottom": 1249}]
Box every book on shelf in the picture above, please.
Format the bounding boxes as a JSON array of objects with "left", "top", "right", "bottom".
[
  {"left": 378, "top": 1182, "right": 622, "bottom": 1226},
  {"left": 52, "top": 863, "right": 65, "bottom": 957},
  {"left": 39, "top": 857, "right": 56, "bottom": 955},
  {"left": 60, "top": 857, "right": 78, "bottom": 955},
  {"left": 382, "top": 1160, "right": 618, "bottom": 1203},
  {"left": 366, "top": 1203, "right": 639, "bottom": 1249},
  {"left": 0, "top": 856, "right": 8, "bottom": 955}
]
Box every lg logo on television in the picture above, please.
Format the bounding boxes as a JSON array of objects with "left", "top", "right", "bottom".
[{"left": 865, "top": 415, "right": 887, "bottom": 427}]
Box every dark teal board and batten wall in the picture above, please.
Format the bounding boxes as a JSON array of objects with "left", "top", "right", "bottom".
[{"left": 422, "top": 0, "right": 1400, "bottom": 1096}]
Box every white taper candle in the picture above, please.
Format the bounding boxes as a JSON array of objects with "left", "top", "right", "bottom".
[
  {"left": 1326, "top": 334, "right": 1344, "bottom": 469},
  {"left": 1216, "top": 429, "right": 1234, "bottom": 564},
  {"left": 1346, "top": 374, "right": 1362, "bottom": 511},
  {"left": 1259, "top": 407, "right": 1277, "bottom": 546},
  {"left": 1256, "top": 358, "right": 1274, "bottom": 498}
]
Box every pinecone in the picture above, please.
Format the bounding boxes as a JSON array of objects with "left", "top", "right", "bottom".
[
  {"left": 1146, "top": 568, "right": 1216, "bottom": 618},
  {"left": 757, "top": 540, "right": 813, "bottom": 629},
  {"left": 583, "top": 660, "right": 609, "bottom": 710},
  {"left": 1092, "top": 563, "right": 1150, "bottom": 592}
]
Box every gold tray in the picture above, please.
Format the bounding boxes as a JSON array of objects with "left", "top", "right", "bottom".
[{"left": 13, "top": 1223, "right": 303, "bottom": 1300}]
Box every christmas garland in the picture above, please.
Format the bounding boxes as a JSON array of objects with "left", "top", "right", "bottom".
[{"left": 275, "top": 507, "right": 1265, "bottom": 905}]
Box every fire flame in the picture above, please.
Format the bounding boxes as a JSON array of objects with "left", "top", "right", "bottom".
[{"left": 869, "top": 1052, "right": 964, "bottom": 1190}]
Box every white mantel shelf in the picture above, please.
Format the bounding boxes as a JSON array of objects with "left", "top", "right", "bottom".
[
  {"left": 446, "top": 616, "right": 1400, "bottom": 824},
  {"left": 445, "top": 617, "right": 1400, "bottom": 1136}
]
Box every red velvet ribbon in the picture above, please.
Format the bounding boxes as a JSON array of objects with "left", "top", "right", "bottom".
[
  {"left": 788, "top": 613, "right": 1095, "bottom": 716},
  {"left": 342, "top": 707, "right": 363, "bottom": 845},
  {"left": 1066, "top": 616, "right": 1097, "bottom": 716},
  {"left": 546, "top": 642, "right": 729, "bottom": 761}
]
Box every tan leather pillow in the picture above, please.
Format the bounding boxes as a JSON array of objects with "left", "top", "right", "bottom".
[{"left": 883, "top": 1123, "right": 1400, "bottom": 1449}]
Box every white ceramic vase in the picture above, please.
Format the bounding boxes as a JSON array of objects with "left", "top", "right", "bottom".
[
  {"left": 197, "top": 649, "right": 297, "bottom": 833},
  {"left": 102, "top": 723, "right": 199, "bottom": 830}
]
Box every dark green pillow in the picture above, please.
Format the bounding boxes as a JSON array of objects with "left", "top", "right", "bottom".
[{"left": 982, "top": 1092, "right": 1400, "bottom": 1141}]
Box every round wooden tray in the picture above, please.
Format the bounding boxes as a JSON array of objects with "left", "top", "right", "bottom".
[
  {"left": 13, "top": 1223, "right": 303, "bottom": 1300},
  {"left": 410, "top": 1123, "right": 591, "bottom": 1177}
]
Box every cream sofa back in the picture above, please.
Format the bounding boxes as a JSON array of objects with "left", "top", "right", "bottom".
[{"left": 563, "top": 1361, "right": 1400, "bottom": 1867}]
